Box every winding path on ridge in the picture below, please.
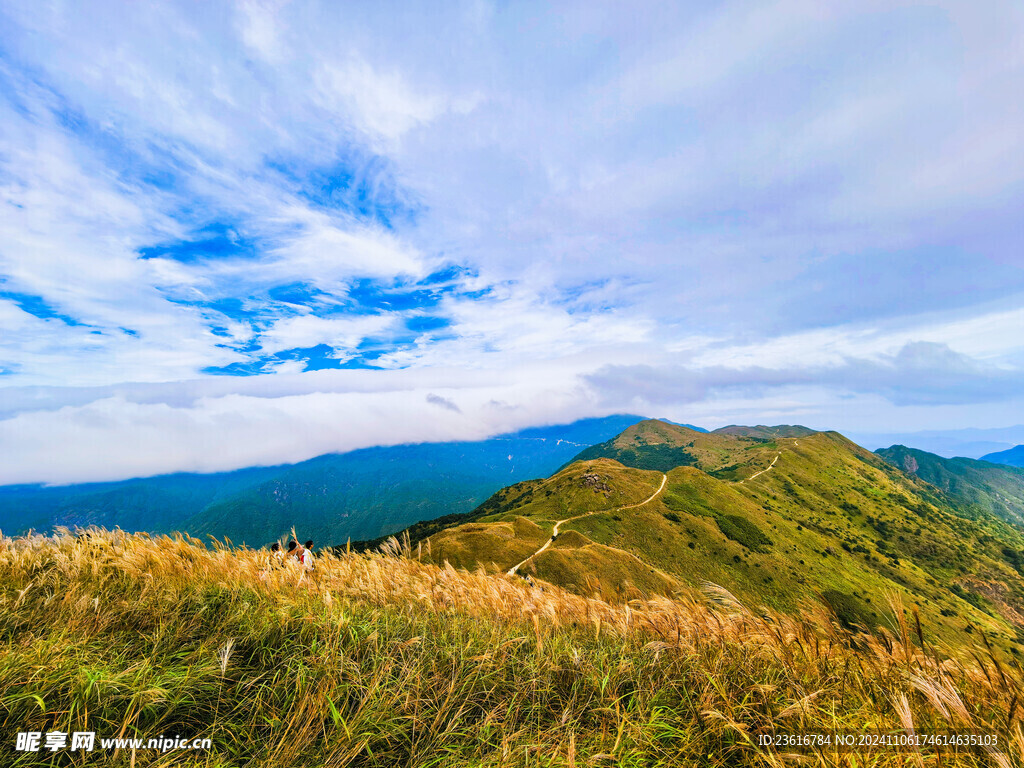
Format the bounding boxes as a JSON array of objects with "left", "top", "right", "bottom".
[
  {"left": 507, "top": 473, "right": 668, "bottom": 576},
  {"left": 506, "top": 438, "right": 796, "bottom": 577},
  {"left": 734, "top": 437, "right": 801, "bottom": 485},
  {"left": 736, "top": 452, "right": 781, "bottom": 484}
]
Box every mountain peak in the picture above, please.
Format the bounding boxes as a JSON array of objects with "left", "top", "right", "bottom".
[
  {"left": 711, "top": 425, "right": 818, "bottom": 439},
  {"left": 620, "top": 419, "right": 707, "bottom": 441}
]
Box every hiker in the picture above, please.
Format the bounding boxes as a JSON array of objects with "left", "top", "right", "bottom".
[
  {"left": 258, "top": 541, "right": 285, "bottom": 580},
  {"left": 301, "top": 539, "right": 316, "bottom": 571},
  {"left": 286, "top": 540, "right": 302, "bottom": 565},
  {"left": 269, "top": 541, "right": 284, "bottom": 569}
]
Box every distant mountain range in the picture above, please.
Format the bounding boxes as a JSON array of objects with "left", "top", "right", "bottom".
[
  {"left": 849, "top": 425, "right": 1024, "bottom": 459},
  {"left": 0, "top": 414, "right": 646, "bottom": 545},
  {"left": 981, "top": 444, "right": 1024, "bottom": 468},
  {"left": 876, "top": 445, "right": 1024, "bottom": 528}
]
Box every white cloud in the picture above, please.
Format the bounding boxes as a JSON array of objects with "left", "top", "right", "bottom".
[
  {"left": 314, "top": 56, "right": 453, "bottom": 144},
  {"left": 258, "top": 313, "right": 395, "bottom": 356},
  {"left": 689, "top": 299, "right": 1024, "bottom": 371},
  {"left": 267, "top": 209, "right": 427, "bottom": 282},
  {"left": 235, "top": 0, "right": 289, "bottom": 64},
  {"left": 609, "top": 1, "right": 843, "bottom": 113}
]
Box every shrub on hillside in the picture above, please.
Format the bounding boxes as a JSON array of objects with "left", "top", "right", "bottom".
[
  {"left": 662, "top": 492, "right": 688, "bottom": 512},
  {"left": 715, "top": 514, "right": 773, "bottom": 553},
  {"left": 821, "top": 589, "right": 878, "bottom": 631},
  {"left": 615, "top": 445, "right": 697, "bottom": 472}
]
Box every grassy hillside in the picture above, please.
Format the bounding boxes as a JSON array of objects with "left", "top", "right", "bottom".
[
  {"left": 424, "top": 459, "right": 664, "bottom": 573},
  {"left": 566, "top": 419, "right": 784, "bottom": 475},
  {"left": 1, "top": 529, "right": 1020, "bottom": 767},
  {"left": 411, "top": 421, "right": 1024, "bottom": 654}
]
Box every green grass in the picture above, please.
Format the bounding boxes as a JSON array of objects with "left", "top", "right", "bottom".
[
  {"left": 820, "top": 589, "right": 885, "bottom": 631},
  {"left": 2, "top": 529, "right": 1023, "bottom": 767},
  {"left": 418, "top": 461, "right": 665, "bottom": 576}
]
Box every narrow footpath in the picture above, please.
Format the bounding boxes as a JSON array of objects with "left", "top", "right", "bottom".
[
  {"left": 507, "top": 473, "right": 667, "bottom": 576},
  {"left": 737, "top": 452, "right": 780, "bottom": 484}
]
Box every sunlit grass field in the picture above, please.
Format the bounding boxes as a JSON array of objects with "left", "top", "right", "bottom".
[{"left": 1, "top": 529, "right": 1021, "bottom": 767}]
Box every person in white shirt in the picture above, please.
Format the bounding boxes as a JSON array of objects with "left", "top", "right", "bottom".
[{"left": 301, "top": 539, "right": 316, "bottom": 571}]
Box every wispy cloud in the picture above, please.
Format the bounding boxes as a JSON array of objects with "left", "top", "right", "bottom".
[
  {"left": 426, "top": 393, "right": 461, "bottom": 413},
  {"left": 587, "top": 342, "right": 1024, "bottom": 410},
  {"left": 314, "top": 56, "right": 457, "bottom": 145}
]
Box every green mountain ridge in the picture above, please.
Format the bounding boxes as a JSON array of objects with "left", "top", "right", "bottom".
[
  {"left": 394, "top": 420, "right": 1024, "bottom": 652},
  {"left": 0, "top": 467, "right": 284, "bottom": 536},
  {"left": 876, "top": 444, "right": 1024, "bottom": 529},
  {"left": 711, "top": 424, "right": 819, "bottom": 439}
]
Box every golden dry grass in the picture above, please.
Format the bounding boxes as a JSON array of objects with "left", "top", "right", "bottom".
[{"left": 0, "top": 528, "right": 1020, "bottom": 767}]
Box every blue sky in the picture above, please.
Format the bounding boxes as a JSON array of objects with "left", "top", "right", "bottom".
[{"left": 1, "top": 1, "right": 1024, "bottom": 484}]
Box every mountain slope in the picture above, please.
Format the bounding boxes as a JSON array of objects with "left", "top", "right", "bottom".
[
  {"left": 567, "top": 420, "right": 705, "bottom": 471},
  {"left": 566, "top": 419, "right": 805, "bottom": 479},
  {"left": 0, "top": 467, "right": 282, "bottom": 536},
  {"left": 876, "top": 445, "right": 1024, "bottom": 529},
  {"left": 982, "top": 444, "right": 1024, "bottom": 468},
  {"left": 405, "top": 420, "right": 1024, "bottom": 651}
]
